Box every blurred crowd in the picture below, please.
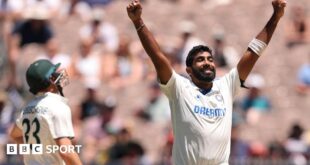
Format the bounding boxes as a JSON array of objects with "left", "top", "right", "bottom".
[{"left": 0, "top": 0, "right": 309, "bottom": 165}]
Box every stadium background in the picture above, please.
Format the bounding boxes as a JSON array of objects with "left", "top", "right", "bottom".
[{"left": 0, "top": 0, "right": 309, "bottom": 164}]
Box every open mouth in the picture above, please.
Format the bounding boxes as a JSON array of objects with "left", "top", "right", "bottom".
[
  {"left": 202, "top": 68, "right": 214, "bottom": 75},
  {"left": 204, "top": 70, "right": 213, "bottom": 74}
]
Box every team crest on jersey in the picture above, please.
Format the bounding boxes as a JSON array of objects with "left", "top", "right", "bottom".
[{"left": 215, "top": 94, "right": 224, "bottom": 102}]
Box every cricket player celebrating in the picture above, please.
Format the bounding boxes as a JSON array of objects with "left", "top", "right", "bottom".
[
  {"left": 127, "top": 0, "right": 286, "bottom": 164},
  {"left": 9, "top": 59, "right": 82, "bottom": 165}
]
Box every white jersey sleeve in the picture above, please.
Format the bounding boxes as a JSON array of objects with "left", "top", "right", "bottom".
[
  {"left": 220, "top": 67, "right": 241, "bottom": 98},
  {"left": 159, "top": 70, "right": 186, "bottom": 101},
  {"left": 51, "top": 103, "right": 75, "bottom": 139}
]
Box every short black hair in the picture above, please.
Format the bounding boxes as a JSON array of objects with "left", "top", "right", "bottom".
[{"left": 185, "top": 45, "right": 213, "bottom": 67}]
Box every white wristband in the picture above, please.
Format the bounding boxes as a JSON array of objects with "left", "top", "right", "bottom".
[{"left": 248, "top": 38, "right": 267, "bottom": 56}]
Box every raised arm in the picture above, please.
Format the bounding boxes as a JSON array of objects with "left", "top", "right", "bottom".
[
  {"left": 237, "top": 0, "right": 286, "bottom": 81},
  {"left": 127, "top": 0, "right": 173, "bottom": 84}
]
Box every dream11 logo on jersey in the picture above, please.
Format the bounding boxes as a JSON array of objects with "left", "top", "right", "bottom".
[{"left": 6, "top": 144, "right": 82, "bottom": 155}]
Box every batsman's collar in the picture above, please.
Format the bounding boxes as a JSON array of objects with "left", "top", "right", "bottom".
[{"left": 36, "top": 92, "right": 68, "bottom": 103}]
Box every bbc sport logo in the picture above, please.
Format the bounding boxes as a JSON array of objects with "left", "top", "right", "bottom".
[{"left": 7, "top": 144, "right": 82, "bottom": 155}]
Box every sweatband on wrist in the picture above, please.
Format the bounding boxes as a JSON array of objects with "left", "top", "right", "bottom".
[{"left": 248, "top": 38, "right": 267, "bottom": 56}]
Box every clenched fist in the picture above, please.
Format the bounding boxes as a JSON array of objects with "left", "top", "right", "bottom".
[
  {"left": 127, "top": 0, "right": 142, "bottom": 22},
  {"left": 272, "top": 0, "right": 286, "bottom": 19}
]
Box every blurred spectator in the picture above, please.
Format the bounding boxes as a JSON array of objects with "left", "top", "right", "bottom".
[
  {"left": 59, "top": 0, "right": 92, "bottom": 21},
  {"left": 25, "top": 0, "right": 62, "bottom": 18},
  {"left": 160, "top": 0, "right": 180, "bottom": 3},
  {"left": 106, "top": 128, "right": 150, "bottom": 165},
  {"left": 71, "top": 38, "right": 103, "bottom": 88},
  {"left": 175, "top": 20, "right": 205, "bottom": 66},
  {"left": 0, "top": 2, "right": 7, "bottom": 79},
  {"left": 230, "top": 126, "right": 250, "bottom": 165},
  {"left": 268, "top": 140, "right": 288, "bottom": 162},
  {"left": 79, "top": 8, "right": 119, "bottom": 53},
  {"left": 0, "top": 0, "right": 10, "bottom": 11},
  {"left": 248, "top": 141, "right": 268, "bottom": 159},
  {"left": 7, "top": 5, "right": 53, "bottom": 87},
  {"left": 212, "top": 31, "right": 239, "bottom": 69},
  {"left": 241, "top": 73, "right": 271, "bottom": 125},
  {"left": 80, "top": 95, "right": 118, "bottom": 164},
  {"left": 12, "top": 9, "right": 52, "bottom": 47},
  {"left": 124, "top": 39, "right": 156, "bottom": 81},
  {"left": 80, "top": 87, "right": 101, "bottom": 120},
  {"left": 303, "top": 130, "right": 310, "bottom": 148},
  {"left": 5, "top": 0, "right": 62, "bottom": 21},
  {"left": 107, "top": 128, "right": 132, "bottom": 162},
  {"left": 158, "top": 129, "right": 173, "bottom": 165},
  {"left": 161, "top": 43, "right": 183, "bottom": 75},
  {"left": 284, "top": 123, "right": 308, "bottom": 165},
  {"left": 285, "top": 5, "right": 309, "bottom": 49},
  {"left": 5, "top": 0, "right": 31, "bottom": 20},
  {"left": 84, "top": 0, "right": 112, "bottom": 6},
  {"left": 203, "top": 0, "right": 233, "bottom": 10},
  {"left": 0, "top": 90, "right": 15, "bottom": 163},
  {"left": 296, "top": 53, "right": 310, "bottom": 95},
  {"left": 0, "top": 0, "right": 9, "bottom": 18},
  {"left": 82, "top": 95, "right": 118, "bottom": 136},
  {"left": 107, "top": 35, "right": 144, "bottom": 89},
  {"left": 136, "top": 82, "right": 170, "bottom": 123},
  {"left": 100, "top": 96, "right": 119, "bottom": 134},
  {"left": 36, "top": 38, "right": 74, "bottom": 75}
]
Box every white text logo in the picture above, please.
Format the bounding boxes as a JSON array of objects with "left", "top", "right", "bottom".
[{"left": 6, "top": 144, "right": 82, "bottom": 155}]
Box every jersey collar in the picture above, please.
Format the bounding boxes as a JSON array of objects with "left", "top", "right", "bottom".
[
  {"left": 191, "top": 81, "right": 220, "bottom": 96},
  {"left": 37, "top": 92, "right": 68, "bottom": 103}
]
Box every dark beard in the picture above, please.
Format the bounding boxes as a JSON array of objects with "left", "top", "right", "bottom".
[{"left": 191, "top": 67, "right": 216, "bottom": 83}]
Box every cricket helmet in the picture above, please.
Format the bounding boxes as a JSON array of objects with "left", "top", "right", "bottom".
[{"left": 26, "top": 59, "right": 60, "bottom": 94}]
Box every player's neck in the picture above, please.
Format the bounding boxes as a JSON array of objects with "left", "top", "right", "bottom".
[
  {"left": 41, "top": 85, "right": 59, "bottom": 94},
  {"left": 193, "top": 80, "right": 213, "bottom": 91}
]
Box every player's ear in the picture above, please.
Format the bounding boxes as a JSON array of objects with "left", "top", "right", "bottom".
[{"left": 186, "top": 67, "right": 192, "bottom": 77}]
